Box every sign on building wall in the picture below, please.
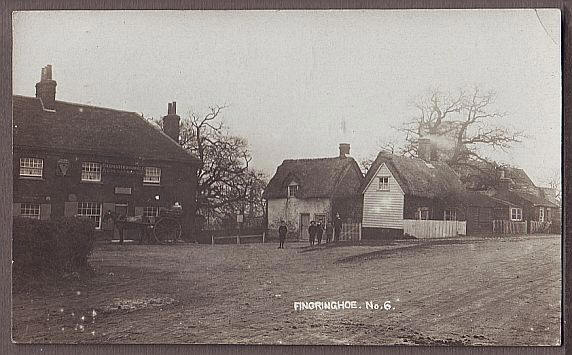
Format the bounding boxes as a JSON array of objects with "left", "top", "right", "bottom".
[
  {"left": 102, "top": 163, "right": 144, "bottom": 176},
  {"left": 114, "top": 187, "right": 132, "bottom": 195},
  {"left": 56, "top": 159, "right": 70, "bottom": 176}
]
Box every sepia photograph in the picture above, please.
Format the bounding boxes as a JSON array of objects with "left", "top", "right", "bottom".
[{"left": 10, "top": 9, "right": 562, "bottom": 346}]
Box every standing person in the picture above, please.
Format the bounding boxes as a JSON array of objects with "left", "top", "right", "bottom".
[
  {"left": 334, "top": 213, "right": 342, "bottom": 242},
  {"left": 278, "top": 221, "right": 287, "bottom": 249},
  {"left": 316, "top": 222, "right": 324, "bottom": 245},
  {"left": 325, "top": 222, "right": 333, "bottom": 243},
  {"left": 308, "top": 221, "right": 317, "bottom": 246}
]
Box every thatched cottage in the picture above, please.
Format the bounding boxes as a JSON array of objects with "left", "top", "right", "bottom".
[{"left": 262, "top": 144, "right": 364, "bottom": 240}]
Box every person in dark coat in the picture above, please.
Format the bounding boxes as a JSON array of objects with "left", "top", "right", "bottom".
[
  {"left": 308, "top": 221, "right": 317, "bottom": 246},
  {"left": 333, "top": 214, "right": 342, "bottom": 242},
  {"left": 325, "top": 222, "right": 333, "bottom": 243},
  {"left": 278, "top": 221, "right": 287, "bottom": 249},
  {"left": 316, "top": 222, "right": 324, "bottom": 245}
]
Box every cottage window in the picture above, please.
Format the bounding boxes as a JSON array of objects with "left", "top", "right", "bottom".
[
  {"left": 144, "top": 167, "right": 161, "bottom": 184},
  {"left": 287, "top": 184, "right": 299, "bottom": 197},
  {"left": 443, "top": 209, "right": 456, "bottom": 221},
  {"left": 539, "top": 208, "right": 545, "bottom": 222},
  {"left": 77, "top": 202, "right": 102, "bottom": 229},
  {"left": 416, "top": 207, "right": 430, "bottom": 220},
  {"left": 378, "top": 176, "right": 390, "bottom": 191},
  {"left": 20, "top": 158, "right": 43, "bottom": 177},
  {"left": 510, "top": 207, "right": 522, "bottom": 221},
  {"left": 20, "top": 203, "right": 41, "bottom": 219},
  {"left": 81, "top": 162, "right": 102, "bottom": 182}
]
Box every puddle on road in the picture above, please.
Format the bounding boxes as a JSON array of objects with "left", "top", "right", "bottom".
[{"left": 100, "top": 297, "right": 176, "bottom": 313}]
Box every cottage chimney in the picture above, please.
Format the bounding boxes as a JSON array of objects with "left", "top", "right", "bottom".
[
  {"left": 35, "top": 65, "right": 57, "bottom": 110},
  {"left": 418, "top": 137, "right": 432, "bottom": 161},
  {"left": 162, "top": 101, "right": 180, "bottom": 144},
  {"left": 498, "top": 168, "right": 513, "bottom": 190},
  {"left": 339, "top": 143, "right": 350, "bottom": 158}
]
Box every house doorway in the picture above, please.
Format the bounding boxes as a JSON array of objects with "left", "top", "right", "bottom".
[{"left": 300, "top": 213, "right": 310, "bottom": 241}]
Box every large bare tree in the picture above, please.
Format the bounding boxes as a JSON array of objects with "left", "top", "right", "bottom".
[
  {"left": 176, "top": 106, "right": 266, "bottom": 227},
  {"left": 392, "top": 87, "right": 524, "bottom": 189}
]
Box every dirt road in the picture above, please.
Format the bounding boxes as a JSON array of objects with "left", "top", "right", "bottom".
[{"left": 12, "top": 234, "right": 561, "bottom": 345}]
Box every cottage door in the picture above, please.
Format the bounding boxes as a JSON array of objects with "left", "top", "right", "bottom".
[{"left": 300, "top": 213, "right": 310, "bottom": 241}]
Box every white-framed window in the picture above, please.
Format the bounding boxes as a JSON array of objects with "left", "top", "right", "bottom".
[
  {"left": 81, "top": 162, "right": 101, "bottom": 182},
  {"left": 143, "top": 206, "right": 159, "bottom": 217},
  {"left": 510, "top": 207, "right": 522, "bottom": 221},
  {"left": 20, "top": 203, "right": 41, "bottom": 219},
  {"left": 416, "top": 207, "right": 430, "bottom": 220},
  {"left": 444, "top": 209, "right": 457, "bottom": 221},
  {"left": 144, "top": 167, "right": 161, "bottom": 184},
  {"left": 287, "top": 184, "right": 299, "bottom": 197},
  {"left": 77, "top": 202, "right": 102, "bottom": 229},
  {"left": 378, "top": 176, "right": 390, "bottom": 191},
  {"left": 19, "top": 158, "right": 43, "bottom": 177},
  {"left": 539, "top": 208, "right": 545, "bottom": 222}
]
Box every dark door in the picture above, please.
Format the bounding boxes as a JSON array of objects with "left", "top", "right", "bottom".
[{"left": 300, "top": 213, "right": 310, "bottom": 241}]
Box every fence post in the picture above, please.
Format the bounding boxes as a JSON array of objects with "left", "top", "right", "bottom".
[
  {"left": 211, "top": 235, "right": 214, "bottom": 246},
  {"left": 237, "top": 235, "right": 240, "bottom": 244},
  {"left": 358, "top": 223, "right": 362, "bottom": 241},
  {"left": 262, "top": 231, "right": 265, "bottom": 244}
]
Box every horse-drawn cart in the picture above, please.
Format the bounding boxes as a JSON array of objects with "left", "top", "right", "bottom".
[{"left": 104, "top": 208, "right": 183, "bottom": 244}]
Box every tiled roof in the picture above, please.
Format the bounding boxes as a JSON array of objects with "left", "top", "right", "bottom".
[{"left": 13, "top": 95, "right": 198, "bottom": 164}]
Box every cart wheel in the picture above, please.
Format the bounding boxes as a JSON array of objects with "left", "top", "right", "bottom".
[{"left": 153, "top": 218, "right": 182, "bottom": 243}]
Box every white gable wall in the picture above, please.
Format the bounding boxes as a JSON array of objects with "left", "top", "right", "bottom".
[{"left": 362, "top": 163, "right": 405, "bottom": 229}]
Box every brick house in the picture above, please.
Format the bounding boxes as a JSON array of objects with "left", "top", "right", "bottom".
[{"left": 13, "top": 65, "right": 200, "bottom": 239}]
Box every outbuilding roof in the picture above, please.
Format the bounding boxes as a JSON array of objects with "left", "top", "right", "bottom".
[
  {"left": 491, "top": 189, "right": 559, "bottom": 208},
  {"left": 362, "top": 152, "right": 465, "bottom": 198},
  {"left": 13, "top": 95, "right": 198, "bottom": 164},
  {"left": 262, "top": 156, "right": 363, "bottom": 199}
]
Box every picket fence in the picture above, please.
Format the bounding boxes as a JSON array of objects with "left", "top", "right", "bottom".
[{"left": 403, "top": 220, "right": 466, "bottom": 239}]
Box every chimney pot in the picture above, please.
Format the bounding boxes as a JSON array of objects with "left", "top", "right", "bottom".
[
  {"left": 163, "top": 101, "right": 181, "bottom": 144},
  {"left": 339, "top": 143, "right": 350, "bottom": 158},
  {"left": 35, "top": 65, "right": 57, "bottom": 110},
  {"left": 418, "top": 137, "right": 432, "bottom": 161}
]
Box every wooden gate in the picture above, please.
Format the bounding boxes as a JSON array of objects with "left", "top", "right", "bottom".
[{"left": 339, "top": 223, "right": 362, "bottom": 241}]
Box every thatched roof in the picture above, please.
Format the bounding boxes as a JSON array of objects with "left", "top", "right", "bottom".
[
  {"left": 362, "top": 152, "right": 465, "bottom": 199},
  {"left": 504, "top": 167, "right": 535, "bottom": 187},
  {"left": 262, "top": 156, "right": 363, "bottom": 199}
]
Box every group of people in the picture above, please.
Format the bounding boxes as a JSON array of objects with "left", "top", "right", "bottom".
[
  {"left": 277, "top": 214, "right": 342, "bottom": 249},
  {"left": 307, "top": 220, "right": 331, "bottom": 245}
]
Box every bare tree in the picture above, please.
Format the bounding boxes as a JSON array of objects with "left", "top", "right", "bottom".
[
  {"left": 395, "top": 87, "right": 524, "bottom": 188},
  {"left": 176, "top": 105, "right": 266, "bottom": 226}
]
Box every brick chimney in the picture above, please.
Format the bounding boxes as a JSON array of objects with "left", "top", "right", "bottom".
[
  {"left": 498, "top": 168, "right": 513, "bottom": 190},
  {"left": 163, "top": 101, "right": 180, "bottom": 144},
  {"left": 35, "top": 65, "right": 57, "bottom": 110},
  {"left": 339, "top": 143, "right": 350, "bottom": 158},
  {"left": 418, "top": 137, "right": 432, "bottom": 161}
]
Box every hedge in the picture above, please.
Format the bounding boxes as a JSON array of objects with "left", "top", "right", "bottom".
[{"left": 13, "top": 216, "right": 96, "bottom": 279}]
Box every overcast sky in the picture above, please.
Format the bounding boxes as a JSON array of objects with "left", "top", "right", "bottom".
[{"left": 12, "top": 10, "right": 561, "bottom": 185}]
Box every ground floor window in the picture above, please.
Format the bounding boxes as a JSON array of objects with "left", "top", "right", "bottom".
[
  {"left": 77, "top": 202, "right": 102, "bottom": 229},
  {"left": 314, "top": 213, "right": 326, "bottom": 225},
  {"left": 416, "top": 207, "right": 430, "bottom": 220},
  {"left": 143, "top": 206, "right": 159, "bottom": 217},
  {"left": 443, "top": 209, "right": 456, "bottom": 221},
  {"left": 510, "top": 207, "right": 522, "bottom": 221},
  {"left": 20, "top": 203, "right": 40, "bottom": 219},
  {"left": 539, "top": 207, "right": 545, "bottom": 222}
]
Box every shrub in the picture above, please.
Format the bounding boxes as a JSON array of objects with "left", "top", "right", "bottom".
[{"left": 13, "top": 216, "right": 96, "bottom": 280}]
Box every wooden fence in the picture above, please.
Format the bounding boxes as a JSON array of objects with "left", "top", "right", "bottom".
[
  {"left": 339, "top": 223, "right": 362, "bottom": 241},
  {"left": 492, "top": 220, "right": 527, "bottom": 234},
  {"left": 529, "top": 221, "right": 552, "bottom": 234},
  {"left": 211, "top": 232, "right": 266, "bottom": 245},
  {"left": 403, "top": 220, "right": 466, "bottom": 239}
]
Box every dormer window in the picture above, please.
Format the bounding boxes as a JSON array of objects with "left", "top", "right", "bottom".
[{"left": 287, "top": 182, "right": 299, "bottom": 197}]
